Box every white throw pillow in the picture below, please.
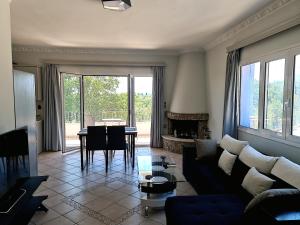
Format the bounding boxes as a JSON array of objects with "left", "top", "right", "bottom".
[
  {"left": 242, "top": 167, "right": 275, "bottom": 196},
  {"left": 220, "top": 134, "right": 248, "bottom": 155},
  {"left": 218, "top": 149, "right": 237, "bottom": 175},
  {"left": 239, "top": 145, "right": 278, "bottom": 174},
  {"left": 271, "top": 157, "right": 300, "bottom": 189}
]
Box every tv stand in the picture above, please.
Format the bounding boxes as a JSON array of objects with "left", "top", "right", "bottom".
[
  {"left": 0, "top": 188, "right": 27, "bottom": 214},
  {"left": 0, "top": 176, "right": 48, "bottom": 225}
]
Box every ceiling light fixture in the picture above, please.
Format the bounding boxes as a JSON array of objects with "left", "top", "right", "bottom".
[{"left": 101, "top": 0, "right": 131, "bottom": 11}]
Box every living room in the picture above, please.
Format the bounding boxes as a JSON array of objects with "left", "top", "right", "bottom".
[{"left": 1, "top": 0, "right": 300, "bottom": 225}]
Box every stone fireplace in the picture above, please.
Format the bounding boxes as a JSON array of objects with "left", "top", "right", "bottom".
[{"left": 162, "top": 112, "right": 209, "bottom": 154}]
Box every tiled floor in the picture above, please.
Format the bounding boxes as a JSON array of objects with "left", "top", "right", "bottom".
[{"left": 31, "top": 147, "right": 196, "bottom": 225}]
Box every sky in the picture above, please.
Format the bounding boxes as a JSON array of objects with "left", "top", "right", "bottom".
[{"left": 116, "top": 77, "right": 152, "bottom": 94}]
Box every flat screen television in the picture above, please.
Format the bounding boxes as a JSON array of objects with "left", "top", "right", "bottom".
[{"left": 0, "top": 127, "right": 30, "bottom": 198}]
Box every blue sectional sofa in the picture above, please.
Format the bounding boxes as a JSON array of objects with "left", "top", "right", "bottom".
[{"left": 165, "top": 141, "right": 300, "bottom": 225}]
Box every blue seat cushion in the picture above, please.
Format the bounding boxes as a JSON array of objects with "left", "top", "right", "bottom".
[{"left": 165, "top": 195, "right": 246, "bottom": 225}]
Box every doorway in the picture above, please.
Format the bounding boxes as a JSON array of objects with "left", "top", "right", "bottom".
[
  {"left": 62, "top": 74, "right": 82, "bottom": 152},
  {"left": 134, "top": 77, "right": 152, "bottom": 145},
  {"left": 62, "top": 74, "right": 152, "bottom": 152}
]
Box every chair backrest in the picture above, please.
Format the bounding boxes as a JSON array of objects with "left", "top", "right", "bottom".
[
  {"left": 86, "top": 126, "right": 107, "bottom": 151},
  {"left": 107, "top": 126, "right": 126, "bottom": 150}
]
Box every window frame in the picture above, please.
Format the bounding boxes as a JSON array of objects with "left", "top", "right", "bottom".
[{"left": 238, "top": 46, "right": 300, "bottom": 146}]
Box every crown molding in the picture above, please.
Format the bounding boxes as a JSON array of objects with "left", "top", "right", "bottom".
[
  {"left": 12, "top": 45, "right": 181, "bottom": 56},
  {"left": 204, "top": 0, "right": 296, "bottom": 50}
]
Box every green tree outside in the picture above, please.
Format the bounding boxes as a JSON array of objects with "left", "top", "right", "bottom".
[{"left": 63, "top": 74, "right": 152, "bottom": 124}]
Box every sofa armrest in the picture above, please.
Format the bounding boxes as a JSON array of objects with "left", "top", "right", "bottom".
[
  {"left": 244, "top": 193, "right": 300, "bottom": 225},
  {"left": 182, "top": 146, "right": 197, "bottom": 181}
]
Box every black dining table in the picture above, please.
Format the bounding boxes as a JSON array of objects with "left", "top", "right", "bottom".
[{"left": 77, "top": 127, "right": 138, "bottom": 170}]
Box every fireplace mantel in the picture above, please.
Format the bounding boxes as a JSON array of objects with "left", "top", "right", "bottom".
[{"left": 167, "top": 112, "right": 209, "bottom": 121}]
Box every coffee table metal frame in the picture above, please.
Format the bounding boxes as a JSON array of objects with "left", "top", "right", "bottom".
[{"left": 137, "top": 155, "right": 180, "bottom": 216}]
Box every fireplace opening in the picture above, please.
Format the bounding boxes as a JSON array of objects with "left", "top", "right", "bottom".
[
  {"left": 166, "top": 112, "right": 209, "bottom": 140},
  {"left": 171, "top": 120, "right": 198, "bottom": 139}
]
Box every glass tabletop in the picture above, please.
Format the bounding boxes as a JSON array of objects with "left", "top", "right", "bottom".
[{"left": 137, "top": 155, "right": 184, "bottom": 184}]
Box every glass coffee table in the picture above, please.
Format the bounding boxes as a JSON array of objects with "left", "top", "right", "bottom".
[{"left": 137, "top": 155, "right": 185, "bottom": 216}]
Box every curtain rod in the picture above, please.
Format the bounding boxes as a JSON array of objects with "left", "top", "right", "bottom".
[{"left": 42, "top": 60, "right": 166, "bottom": 67}]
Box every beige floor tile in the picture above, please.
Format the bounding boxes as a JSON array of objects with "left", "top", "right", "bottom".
[
  {"left": 64, "top": 209, "right": 88, "bottom": 223},
  {"left": 140, "top": 219, "right": 163, "bottom": 225},
  {"left": 100, "top": 204, "right": 128, "bottom": 220},
  {"left": 52, "top": 202, "right": 74, "bottom": 215},
  {"left": 51, "top": 183, "right": 75, "bottom": 193},
  {"left": 61, "top": 187, "right": 82, "bottom": 197},
  {"left": 149, "top": 210, "right": 167, "bottom": 225},
  {"left": 78, "top": 216, "right": 106, "bottom": 225},
  {"left": 119, "top": 213, "right": 145, "bottom": 225},
  {"left": 34, "top": 148, "right": 193, "bottom": 225},
  {"left": 105, "top": 190, "right": 128, "bottom": 202},
  {"left": 33, "top": 188, "right": 57, "bottom": 198},
  {"left": 84, "top": 197, "right": 114, "bottom": 212},
  {"left": 118, "top": 184, "right": 139, "bottom": 195},
  {"left": 118, "top": 196, "right": 141, "bottom": 209},
  {"left": 106, "top": 180, "right": 126, "bottom": 190},
  {"left": 42, "top": 216, "right": 75, "bottom": 225},
  {"left": 89, "top": 185, "right": 114, "bottom": 196},
  {"left": 73, "top": 191, "right": 98, "bottom": 204},
  {"left": 43, "top": 194, "right": 65, "bottom": 207},
  {"left": 31, "top": 209, "right": 60, "bottom": 225}
]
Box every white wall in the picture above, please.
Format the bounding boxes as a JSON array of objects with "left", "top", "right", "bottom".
[
  {"left": 205, "top": 40, "right": 230, "bottom": 139},
  {"left": 0, "top": 0, "right": 15, "bottom": 133},
  {"left": 170, "top": 51, "right": 207, "bottom": 114}
]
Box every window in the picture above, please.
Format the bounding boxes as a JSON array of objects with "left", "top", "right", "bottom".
[
  {"left": 239, "top": 49, "right": 300, "bottom": 145},
  {"left": 293, "top": 55, "right": 300, "bottom": 137},
  {"left": 240, "top": 62, "right": 260, "bottom": 129},
  {"left": 264, "top": 59, "right": 285, "bottom": 133}
]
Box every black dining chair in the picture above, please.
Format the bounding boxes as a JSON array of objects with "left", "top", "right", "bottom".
[
  {"left": 86, "top": 126, "right": 107, "bottom": 164},
  {"left": 106, "top": 126, "right": 127, "bottom": 173}
]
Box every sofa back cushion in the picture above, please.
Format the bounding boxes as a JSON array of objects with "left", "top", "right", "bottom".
[
  {"left": 242, "top": 167, "right": 275, "bottom": 196},
  {"left": 220, "top": 134, "right": 248, "bottom": 155},
  {"left": 218, "top": 150, "right": 237, "bottom": 175},
  {"left": 195, "top": 139, "right": 217, "bottom": 161},
  {"left": 231, "top": 159, "right": 250, "bottom": 184},
  {"left": 271, "top": 157, "right": 300, "bottom": 189},
  {"left": 239, "top": 145, "right": 278, "bottom": 174}
]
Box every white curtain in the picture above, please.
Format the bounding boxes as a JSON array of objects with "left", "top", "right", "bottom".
[{"left": 150, "top": 66, "right": 165, "bottom": 148}]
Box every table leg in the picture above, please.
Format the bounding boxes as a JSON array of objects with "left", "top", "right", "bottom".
[
  {"left": 80, "top": 136, "right": 84, "bottom": 170},
  {"left": 105, "top": 149, "right": 108, "bottom": 173},
  {"left": 130, "top": 135, "right": 133, "bottom": 158},
  {"left": 132, "top": 135, "right": 135, "bottom": 168}
]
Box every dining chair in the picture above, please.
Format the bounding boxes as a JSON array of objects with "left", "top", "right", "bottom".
[
  {"left": 86, "top": 126, "right": 107, "bottom": 164},
  {"left": 106, "top": 126, "right": 127, "bottom": 173}
]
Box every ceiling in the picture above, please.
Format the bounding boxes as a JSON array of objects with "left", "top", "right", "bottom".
[{"left": 10, "top": 0, "right": 274, "bottom": 51}]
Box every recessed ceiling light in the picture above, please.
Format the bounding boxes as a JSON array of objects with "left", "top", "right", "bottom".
[{"left": 101, "top": 0, "right": 131, "bottom": 11}]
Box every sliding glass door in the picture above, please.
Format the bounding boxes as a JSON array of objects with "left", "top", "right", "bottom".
[
  {"left": 62, "top": 73, "right": 152, "bottom": 152},
  {"left": 63, "top": 74, "right": 82, "bottom": 152},
  {"left": 83, "top": 76, "right": 129, "bottom": 127},
  {"left": 134, "top": 77, "right": 152, "bottom": 145}
]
